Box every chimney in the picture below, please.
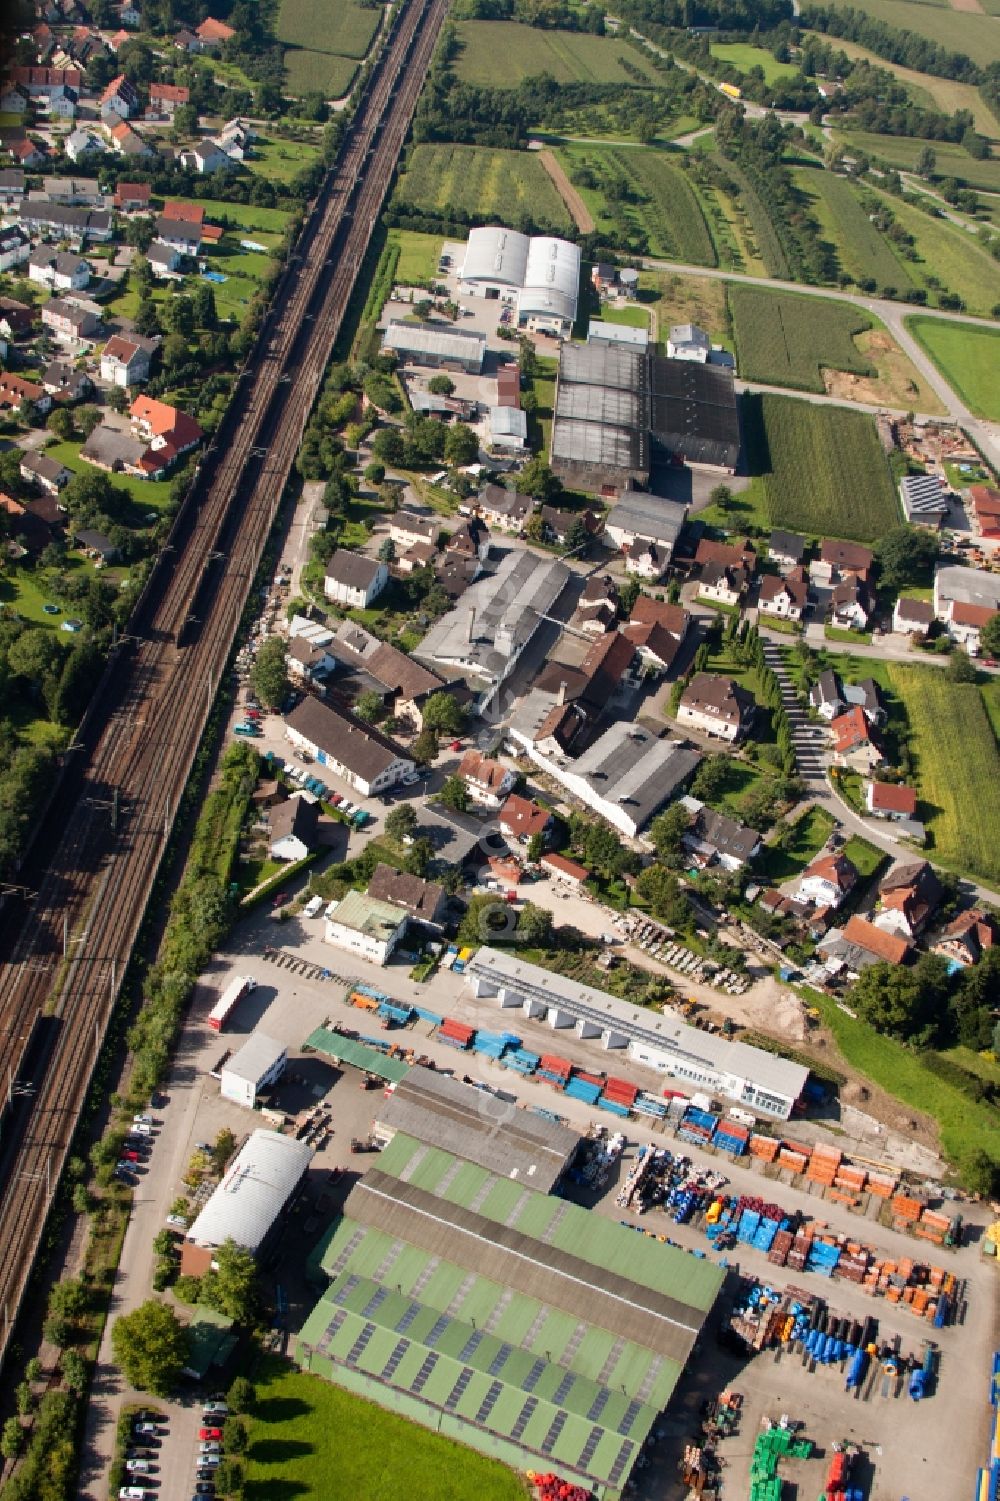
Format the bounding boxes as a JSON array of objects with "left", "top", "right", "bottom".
[{"left": 557, "top": 681, "right": 567, "bottom": 706}]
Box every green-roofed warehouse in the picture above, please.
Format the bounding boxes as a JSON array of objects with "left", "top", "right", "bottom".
[{"left": 298, "top": 1133, "right": 723, "bottom": 1498}]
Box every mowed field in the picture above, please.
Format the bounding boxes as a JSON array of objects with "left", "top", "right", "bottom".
[
  {"left": 791, "top": 167, "right": 912, "bottom": 290},
  {"left": 826, "top": 0, "right": 1000, "bottom": 63},
  {"left": 283, "top": 48, "right": 358, "bottom": 97},
  {"left": 864, "top": 185, "right": 1000, "bottom": 316},
  {"left": 709, "top": 40, "right": 801, "bottom": 83},
  {"left": 747, "top": 393, "right": 901, "bottom": 542},
  {"left": 277, "top": 0, "right": 380, "bottom": 56},
  {"left": 453, "top": 20, "right": 663, "bottom": 86},
  {"left": 888, "top": 666, "right": 1000, "bottom": 886},
  {"left": 837, "top": 130, "right": 1000, "bottom": 193},
  {"left": 394, "top": 144, "right": 572, "bottom": 233},
  {"left": 729, "top": 285, "right": 874, "bottom": 392},
  {"left": 245, "top": 1356, "right": 527, "bottom": 1501},
  {"left": 905, "top": 316, "right": 1000, "bottom": 421}
]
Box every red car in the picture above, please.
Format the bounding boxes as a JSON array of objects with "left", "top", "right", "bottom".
[
  {"left": 198, "top": 1427, "right": 223, "bottom": 1441},
  {"left": 245, "top": 708, "right": 263, "bottom": 720},
  {"left": 272, "top": 892, "right": 288, "bottom": 907},
  {"left": 122, "top": 1149, "right": 140, "bottom": 1162},
  {"left": 449, "top": 739, "right": 463, "bottom": 751}
]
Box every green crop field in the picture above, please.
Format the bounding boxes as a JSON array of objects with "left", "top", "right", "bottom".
[
  {"left": 729, "top": 286, "right": 875, "bottom": 392},
  {"left": 561, "top": 145, "right": 715, "bottom": 263},
  {"left": 245, "top": 1355, "right": 526, "bottom": 1501},
  {"left": 837, "top": 130, "right": 1000, "bottom": 193},
  {"left": 859, "top": 185, "right": 1000, "bottom": 317},
  {"left": 746, "top": 394, "right": 901, "bottom": 542},
  {"left": 283, "top": 48, "right": 358, "bottom": 97},
  {"left": 394, "top": 143, "right": 572, "bottom": 233},
  {"left": 791, "top": 167, "right": 911, "bottom": 290},
  {"left": 453, "top": 20, "right": 662, "bottom": 86},
  {"left": 827, "top": 0, "right": 1000, "bottom": 64},
  {"left": 277, "top": 0, "right": 380, "bottom": 57},
  {"left": 905, "top": 317, "right": 1000, "bottom": 421},
  {"left": 888, "top": 665, "right": 1000, "bottom": 886},
  {"left": 710, "top": 40, "right": 801, "bottom": 83},
  {"left": 715, "top": 156, "right": 788, "bottom": 278}
]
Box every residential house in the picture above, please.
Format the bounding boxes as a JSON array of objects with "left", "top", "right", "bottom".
[
  {"left": 388, "top": 510, "right": 440, "bottom": 552},
  {"left": 935, "top": 563, "right": 1000, "bottom": 652},
  {"left": 540, "top": 505, "right": 602, "bottom": 550},
  {"left": 0, "top": 170, "right": 25, "bottom": 207},
  {"left": 0, "top": 85, "right": 27, "bottom": 115},
  {"left": 623, "top": 617, "right": 683, "bottom": 672},
  {"left": 196, "top": 15, "right": 237, "bottom": 45},
  {"left": 810, "top": 539, "right": 874, "bottom": 589},
  {"left": 324, "top": 549, "right": 389, "bottom": 609},
  {"left": 29, "top": 249, "right": 90, "bottom": 292},
  {"left": 627, "top": 595, "right": 691, "bottom": 648},
  {"left": 677, "top": 673, "right": 755, "bottom": 743},
  {"left": 362, "top": 642, "right": 447, "bottom": 731},
  {"left": 809, "top": 669, "right": 844, "bottom": 721},
  {"left": 41, "top": 359, "right": 91, "bottom": 402},
  {"left": 0, "top": 374, "right": 51, "bottom": 418},
  {"left": 666, "top": 323, "right": 710, "bottom": 363},
  {"left": 603, "top": 491, "right": 687, "bottom": 566},
  {"left": 768, "top": 530, "right": 806, "bottom": 572},
  {"left": 10, "top": 66, "right": 82, "bottom": 97},
  {"left": 148, "top": 82, "right": 189, "bottom": 117},
  {"left": 108, "top": 119, "right": 154, "bottom": 158},
  {"left": 287, "top": 635, "right": 336, "bottom": 685},
  {"left": 19, "top": 202, "right": 112, "bottom": 243},
  {"left": 946, "top": 601, "right": 998, "bottom": 657},
  {"left": 757, "top": 568, "right": 808, "bottom": 621},
  {"left": 435, "top": 553, "right": 480, "bottom": 599},
  {"left": 177, "top": 140, "right": 235, "bottom": 174},
  {"left": 829, "top": 577, "right": 872, "bottom": 632},
  {"left": 446, "top": 518, "right": 489, "bottom": 562},
  {"left": 153, "top": 213, "right": 201, "bottom": 256},
  {"left": 795, "top": 852, "right": 858, "bottom": 910},
  {"left": 0, "top": 227, "right": 31, "bottom": 274},
  {"left": 113, "top": 181, "right": 151, "bottom": 213},
  {"left": 118, "top": 2, "right": 142, "bottom": 25},
  {"left": 269, "top": 797, "right": 319, "bottom": 862},
  {"left": 865, "top": 781, "right": 917, "bottom": 821},
  {"left": 0, "top": 495, "right": 51, "bottom": 558},
  {"left": 25, "top": 493, "right": 67, "bottom": 531},
  {"left": 397, "top": 539, "right": 436, "bottom": 575},
  {"left": 698, "top": 561, "right": 749, "bottom": 608},
  {"left": 458, "top": 750, "right": 516, "bottom": 810},
  {"left": 695, "top": 537, "right": 757, "bottom": 573},
  {"left": 842, "top": 678, "right": 884, "bottom": 725},
  {"left": 476, "top": 483, "right": 535, "bottom": 535},
  {"left": 147, "top": 242, "right": 184, "bottom": 280},
  {"left": 573, "top": 572, "right": 618, "bottom": 636},
  {"left": 892, "top": 596, "right": 933, "bottom": 638},
  {"left": 284, "top": 695, "right": 413, "bottom": 796},
  {"left": 875, "top": 861, "right": 942, "bottom": 941},
  {"left": 47, "top": 88, "right": 79, "bottom": 120},
  {"left": 680, "top": 801, "right": 760, "bottom": 870},
  {"left": 933, "top": 909, "right": 997, "bottom": 968},
  {"left": 173, "top": 27, "right": 202, "bottom": 52},
  {"left": 41, "top": 296, "right": 102, "bottom": 347},
  {"left": 129, "top": 394, "right": 203, "bottom": 473},
  {"left": 100, "top": 73, "right": 140, "bottom": 119},
  {"left": 540, "top": 851, "right": 589, "bottom": 888},
  {"left": 19, "top": 452, "right": 71, "bottom": 495},
  {"left": 624, "top": 538, "right": 670, "bottom": 582},
  {"left": 65, "top": 127, "right": 105, "bottom": 161},
  {"left": 324, "top": 890, "right": 408, "bottom": 966},
  {"left": 9, "top": 139, "right": 45, "bottom": 170},
  {"left": 831, "top": 915, "right": 913, "bottom": 971},
  {"left": 829, "top": 706, "right": 883, "bottom": 771},
  {"left": 100, "top": 333, "right": 156, "bottom": 387},
  {"left": 499, "top": 795, "right": 553, "bottom": 846},
  {"left": 367, "top": 864, "right": 447, "bottom": 928},
  {"left": 74, "top": 527, "right": 118, "bottom": 562}
]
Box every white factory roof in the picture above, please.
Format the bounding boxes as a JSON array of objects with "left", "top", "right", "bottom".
[
  {"left": 588, "top": 319, "right": 649, "bottom": 349},
  {"left": 416, "top": 550, "right": 570, "bottom": 678},
  {"left": 934, "top": 564, "right": 1000, "bottom": 611},
  {"left": 383, "top": 321, "right": 486, "bottom": 365},
  {"left": 186, "top": 1129, "right": 312, "bottom": 1252},
  {"left": 461, "top": 225, "right": 530, "bottom": 287},
  {"left": 467, "top": 948, "right": 808, "bottom": 1103},
  {"left": 460, "top": 226, "right": 581, "bottom": 326},
  {"left": 489, "top": 405, "right": 528, "bottom": 440},
  {"left": 222, "top": 1033, "right": 286, "bottom": 1086}
]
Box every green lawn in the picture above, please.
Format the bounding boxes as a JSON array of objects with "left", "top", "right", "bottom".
[
  {"left": 825, "top": 0, "right": 1000, "bottom": 65},
  {"left": 284, "top": 48, "right": 358, "bottom": 98},
  {"left": 709, "top": 41, "right": 800, "bottom": 84},
  {"left": 244, "top": 1354, "right": 527, "bottom": 1501},
  {"left": 45, "top": 441, "right": 172, "bottom": 513},
  {"left": 276, "top": 0, "right": 380, "bottom": 57},
  {"left": 789, "top": 166, "right": 912, "bottom": 291},
  {"left": 389, "top": 229, "right": 444, "bottom": 284},
  {"left": 863, "top": 187, "right": 1000, "bottom": 318},
  {"left": 453, "top": 20, "right": 663, "bottom": 86},
  {"left": 904, "top": 317, "right": 1000, "bottom": 423},
  {"left": 801, "top": 985, "right": 1000, "bottom": 1184},
  {"left": 841, "top": 834, "right": 886, "bottom": 880},
  {"left": 250, "top": 133, "right": 323, "bottom": 185},
  {"left": 175, "top": 199, "right": 294, "bottom": 236},
  {"left": 757, "top": 806, "right": 835, "bottom": 881},
  {"left": 394, "top": 143, "right": 572, "bottom": 235}
]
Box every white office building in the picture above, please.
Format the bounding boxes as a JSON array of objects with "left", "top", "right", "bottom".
[{"left": 220, "top": 1034, "right": 288, "bottom": 1109}]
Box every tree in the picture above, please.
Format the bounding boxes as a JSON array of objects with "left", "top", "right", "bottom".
[
  {"left": 852, "top": 954, "right": 950, "bottom": 1040},
  {"left": 354, "top": 689, "right": 385, "bottom": 723},
  {"left": 875, "top": 525, "right": 939, "bottom": 591},
  {"left": 111, "top": 1300, "right": 189, "bottom": 1394},
  {"left": 428, "top": 374, "right": 455, "bottom": 396},
  {"left": 979, "top": 613, "right": 1000, "bottom": 658},
  {"left": 517, "top": 455, "right": 562, "bottom": 502},
  {"left": 47, "top": 407, "right": 74, "bottom": 441},
  {"left": 199, "top": 1239, "right": 260, "bottom": 1324},
  {"left": 60, "top": 1349, "right": 88, "bottom": 1394},
  {"left": 690, "top": 755, "right": 730, "bottom": 803},
  {"left": 420, "top": 692, "right": 465, "bottom": 735},
  {"left": 564, "top": 516, "right": 590, "bottom": 554},
  {"left": 385, "top": 803, "right": 417, "bottom": 842},
  {"left": 214, "top": 1128, "right": 236, "bottom": 1172},
  {"left": 223, "top": 1416, "right": 248, "bottom": 1453},
  {"left": 48, "top": 1277, "right": 87, "bottom": 1323},
  {"left": 649, "top": 804, "right": 691, "bottom": 861},
  {"left": 438, "top": 774, "right": 469, "bottom": 812},
  {"left": 228, "top": 1376, "right": 256, "bottom": 1413},
  {"left": 214, "top": 1459, "right": 245, "bottom": 1496},
  {"left": 1, "top": 1418, "right": 23, "bottom": 1460},
  {"left": 916, "top": 144, "right": 936, "bottom": 179},
  {"left": 947, "top": 651, "right": 977, "bottom": 683},
  {"left": 517, "top": 902, "right": 554, "bottom": 946},
  {"left": 403, "top": 836, "right": 433, "bottom": 876},
  {"left": 411, "top": 727, "right": 438, "bottom": 765},
  {"left": 710, "top": 483, "right": 733, "bottom": 512},
  {"left": 634, "top": 865, "right": 690, "bottom": 929},
  {"left": 249, "top": 636, "right": 288, "bottom": 710},
  {"left": 526, "top": 832, "right": 545, "bottom": 864}
]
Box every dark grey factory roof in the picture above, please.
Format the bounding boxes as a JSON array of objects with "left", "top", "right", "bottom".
[
  {"left": 607, "top": 490, "right": 688, "bottom": 548},
  {"left": 284, "top": 696, "right": 411, "bottom": 783},
  {"left": 570, "top": 722, "right": 701, "bottom": 832},
  {"left": 550, "top": 417, "right": 646, "bottom": 470},
  {"left": 558, "top": 341, "right": 645, "bottom": 391},
  {"left": 376, "top": 1067, "right": 579, "bottom": 1190},
  {"left": 648, "top": 357, "right": 740, "bottom": 469}
]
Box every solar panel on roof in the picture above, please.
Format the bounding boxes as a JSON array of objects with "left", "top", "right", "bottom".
[
  {"left": 444, "top": 1366, "right": 475, "bottom": 1410},
  {"left": 317, "top": 1307, "right": 348, "bottom": 1354},
  {"left": 487, "top": 1342, "right": 514, "bottom": 1376},
  {"left": 475, "top": 1380, "right": 505, "bottom": 1424},
  {"left": 586, "top": 1389, "right": 611, "bottom": 1423},
  {"left": 363, "top": 1286, "right": 390, "bottom": 1318},
  {"left": 618, "top": 1398, "right": 644, "bottom": 1435},
  {"left": 523, "top": 1358, "right": 547, "bottom": 1392},
  {"left": 511, "top": 1395, "right": 538, "bottom": 1439},
  {"left": 425, "top": 1314, "right": 451, "bottom": 1346},
  {"left": 578, "top": 1424, "right": 605, "bottom": 1468},
  {"left": 553, "top": 1370, "right": 576, "bottom": 1404},
  {"left": 395, "top": 1301, "right": 422, "bottom": 1334},
  {"left": 327, "top": 1229, "right": 365, "bottom": 1278},
  {"left": 539, "top": 1409, "right": 569, "bottom": 1455},
  {"left": 608, "top": 1438, "right": 636, "bottom": 1486},
  {"left": 345, "top": 1322, "right": 377, "bottom": 1366},
  {"left": 332, "top": 1274, "right": 361, "bottom": 1306},
  {"left": 410, "top": 1351, "right": 439, "bottom": 1393},
  {"left": 381, "top": 1338, "right": 411, "bottom": 1381},
  {"left": 459, "top": 1329, "right": 485, "bottom": 1362}
]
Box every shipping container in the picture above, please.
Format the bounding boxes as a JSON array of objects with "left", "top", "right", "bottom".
[{"left": 207, "top": 975, "right": 256, "bottom": 1031}]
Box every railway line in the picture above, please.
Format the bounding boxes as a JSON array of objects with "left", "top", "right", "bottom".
[{"left": 0, "top": 0, "right": 446, "bottom": 1367}]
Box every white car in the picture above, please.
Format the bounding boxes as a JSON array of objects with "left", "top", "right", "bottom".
[
  {"left": 133, "top": 1114, "right": 153, "bottom": 1125},
  {"left": 401, "top": 770, "right": 420, "bottom": 786},
  {"left": 131, "top": 1122, "right": 152, "bottom": 1136},
  {"left": 302, "top": 896, "right": 323, "bottom": 919},
  {"left": 120, "top": 1489, "right": 147, "bottom": 1500},
  {"left": 165, "top": 1214, "right": 187, "bottom": 1229},
  {"left": 199, "top": 1453, "right": 222, "bottom": 1467},
  {"left": 199, "top": 1441, "right": 222, "bottom": 1455},
  {"left": 202, "top": 1402, "right": 229, "bottom": 1417},
  {"left": 125, "top": 1460, "right": 150, "bottom": 1473}
]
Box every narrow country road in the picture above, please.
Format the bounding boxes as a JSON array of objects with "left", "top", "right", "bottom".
[{"left": 641, "top": 256, "right": 1000, "bottom": 461}]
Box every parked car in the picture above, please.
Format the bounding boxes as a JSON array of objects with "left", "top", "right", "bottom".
[
  {"left": 201, "top": 1402, "right": 229, "bottom": 1417},
  {"left": 132, "top": 1422, "right": 159, "bottom": 1435},
  {"left": 165, "top": 1214, "right": 187, "bottom": 1228},
  {"left": 198, "top": 1454, "right": 222, "bottom": 1467},
  {"left": 198, "top": 1441, "right": 222, "bottom": 1455},
  {"left": 198, "top": 1427, "right": 223, "bottom": 1441},
  {"left": 133, "top": 1114, "right": 153, "bottom": 1125},
  {"left": 122, "top": 1149, "right": 141, "bottom": 1162},
  {"left": 125, "top": 1460, "right": 151, "bottom": 1473},
  {"left": 272, "top": 892, "right": 288, "bottom": 908},
  {"left": 120, "top": 1489, "right": 147, "bottom": 1500}
]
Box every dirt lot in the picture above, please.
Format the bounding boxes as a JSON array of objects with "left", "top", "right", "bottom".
[
  {"left": 537, "top": 148, "right": 595, "bottom": 232},
  {"left": 822, "top": 328, "right": 946, "bottom": 415}
]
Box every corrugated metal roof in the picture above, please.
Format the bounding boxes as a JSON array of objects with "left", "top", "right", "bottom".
[
  {"left": 305, "top": 1026, "right": 411, "bottom": 1083},
  {"left": 186, "top": 1130, "right": 312, "bottom": 1252},
  {"left": 221, "top": 1032, "right": 286, "bottom": 1086}
]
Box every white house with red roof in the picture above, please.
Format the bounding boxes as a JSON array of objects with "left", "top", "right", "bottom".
[
  {"left": 129, "top": 395, "right": 203, "bottom": 473},
  {"left": 100, "top": 73, "right": 141, "bottom": 119}
]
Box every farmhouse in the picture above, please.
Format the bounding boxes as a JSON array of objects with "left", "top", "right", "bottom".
[
  {"left": 892, "top": 596, "right": 933, "bottom": 637},
  {"left": 367, "top": 864, "right": 447, "bottom": 928},
  {"left": 933, "top": 909, "right": 997, "bottom": 968},
  {"left": 933, "top": 566, "right": 1000, "bottom": 655},
  {"left": 458, "top": 749, "right": 516, "bottom": 809},
  {"left": 757, "top": 568, "right": 808, "bottom": 621},
  {"left": 875, "top": 860, "right": 942, "bottom": 941},
  {"left": 677, "top": 673, "right": 755, "bottom": 743},
  {"left": 603, "top": 489, "right": 688, "bottom": 565},
  {"left": 458, "top": 225, "right": 581, "bottom": 338},
  {"left": 284, "top": 696, "right": 413, "bottom": 796},
  {"left": 382, "top": 321, "right": 485, "bottom": 373},
  {"left": 829, "top": 706, "right": 883, "bottom": 771}
]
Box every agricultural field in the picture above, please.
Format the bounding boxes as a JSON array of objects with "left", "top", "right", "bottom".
[
  {"left": 560, "top": 145, "right": 716, "bottom": 263},
  {"left": 746, "top": 393, "right": 901, "bottom": 542},
  {"left": 453, "top": 20, "right": 663, "bottom": 86},
  {"left": 283, "top": 48, "right": 358, "bottom": 98},
  {"left": 790, "top": 167, "right": 912, "bottom": 290},
  {"left": 826, "top": 0, "right": 1000, "bottom": 64},
  {"left": 276, "top": 0, "right": 380, "bottom": 57},
  {"left": 819, "top": 34, "right": 1000, "bottom": 134},
  {"left": 863, "top": 187, "right": 1000, "bottom": 316},
  {"left": 888, "top": 665, "right": 1000, "bottom": 887},
  {"left": 394, "top": 144, "right": 572, "bottom": 233},
  {"left": 714, "top": 156, "right": 788, "bottom": 278},
  {"left": 245, "top": 1355, "right": 527, "bottom": 1501},
  {"left": 836, "top": 130, "right": 1000, "bottom": 193},
  {"left": 709, "top": 40, "right": 801, "bottom": 84},
  {"left": 729, "top": 285, "right": 874, "bottom": 392},
  {"left": 905, "top": 316, "right": 1000, "bottom": 421}
]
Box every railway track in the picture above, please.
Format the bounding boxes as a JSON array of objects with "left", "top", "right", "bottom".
[{"left": 0, "top": 0, "right": 446, "bottom": 1366}]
